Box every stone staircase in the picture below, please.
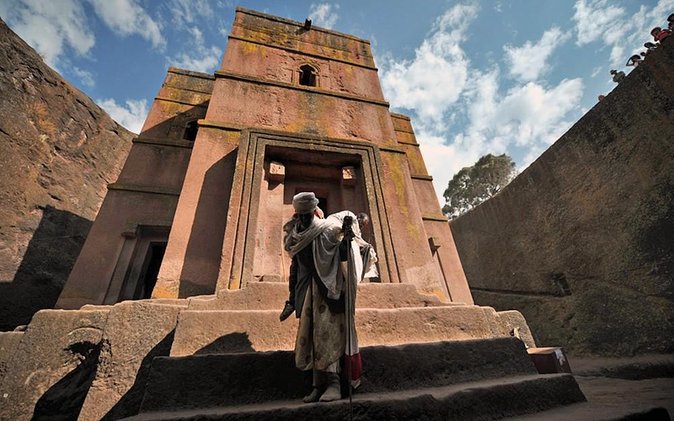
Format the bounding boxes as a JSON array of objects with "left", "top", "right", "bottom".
[
  {"left": 0, "top": 282, "right": 581, "bottom": 420},
  {"left": 124, "top": 337, "right": 585, "bottom": 420},
  {"left": 168, "top": 282, "right": 536, "bottom": 356}
]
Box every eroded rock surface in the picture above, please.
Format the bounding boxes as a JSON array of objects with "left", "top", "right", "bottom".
[
  {"left": 0, "top": 18, "right": 134, "bottom": 330},
  {"left": 451, "top": 42, "right": 674, "bottom": 356}
]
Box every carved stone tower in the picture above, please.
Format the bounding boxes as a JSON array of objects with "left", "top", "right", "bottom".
[{"left": 57, "top": 7, "right": 472, "bottom": 308}]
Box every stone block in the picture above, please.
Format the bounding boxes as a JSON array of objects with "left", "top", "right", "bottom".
[
  {"left": 341, "top": 166, "right": 356, "bottom": 185},
  {"left": 186, "top": 282, "right": 447, "bottom": 311},
  {"left": 0, "top": 332, "right": 23, "bottom": 385},
  {"left": 143, "top": 337, "right": 539, "bottom": 411},
  {"left": 77, "top": 300, "right": 186, "bottom": 421},
  {"left": 267, "top": 161, "right": 285, "bottom": 182},
  {"left": 528, "top": 347, "right": 572, "bottom": 374},
  {"left": 137, "top": 374, "right": 584, "bottom": 421},
  {"left": 0, "top": 309, "right": 109, "bottom": 421},
  {"left": 170, "top": 304, "right": 521, "bottom": 356},
  {"left": 496, "top": 309, "right": 537, "bottom": 348}
]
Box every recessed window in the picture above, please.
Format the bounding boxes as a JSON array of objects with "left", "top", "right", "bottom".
[
  {"left": 299, "top": 65, "right": 317, "bottom": 87},
  {"left": 183, "top": 120, "right": 198, "bottom": 141}
]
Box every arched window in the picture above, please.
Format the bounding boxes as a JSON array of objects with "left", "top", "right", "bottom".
[
  {"left": 299, "top": 65, "right": 317, "bottom": 87},
  {"left": 183, "top": 120, "right": 198, "bottom": 142}
]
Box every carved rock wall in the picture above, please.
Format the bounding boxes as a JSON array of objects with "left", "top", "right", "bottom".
[
  {"left": 0, "top": 19, "right": 134, "bottom": 330},
  {"left": 450, "top": 41, "right": 674, "bottom": 356}
]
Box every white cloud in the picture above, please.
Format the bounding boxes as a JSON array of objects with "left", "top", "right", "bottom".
[
  {"left": 504, "top": 27, "right": 570, "bottom": 82},
  {"left": 2, "top": 0, "right": 166, "bottom": 68},
  {"left": 309, "top": 3, "right": 340, "bottom": 29},
  {"left": 573, "top": 0, "right": 626, "bottom": 46},
  {"left": 169, "top": 45, "right": 221, "bottom": 73},
  {"left": 88, "top": 0, "right": 165, "bottom": 49},
  {"left": 167, "top": 26, "right": 221, "bottom": 73},
  {"left": 72, "top": 66, "right": 95, "bottom": 87},
  {"left": 425, "top": 74, "right": 583, "bottom": 197},
  {"left": 380, "top": 3, "right": 585, "bottom": 202},
  {"left": 0, "top": 0, "right": 94, "bottom": 68},
  {"left": 380, "top": 3, "right": 479, "bottom": 133},
  {"left": 573, "top": 0, "right": 670, "bottom": 67},
  {"left": 97, "top": 98, "right": 148, "bottom": 134},
  {"left": 167, "top": 0, "right": 214, "bottom": 27}
]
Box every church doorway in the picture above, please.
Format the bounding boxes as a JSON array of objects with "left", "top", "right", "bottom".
[
  {"left": 116, "top": 226, "right": 170, "bottom": 301},
  {"left": 252, "top": 147, "right": 371, "bottom": 283}
]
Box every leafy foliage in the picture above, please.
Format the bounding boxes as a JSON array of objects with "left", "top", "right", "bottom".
[{"left": 442, "top": 154, "right": 517, "bottom": 219}]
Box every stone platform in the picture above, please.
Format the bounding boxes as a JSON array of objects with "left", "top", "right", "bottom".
[
  {"left": 0, "top": 283, "right": 540, "bottom": 420},
  {"left": 169, "top": 282, "right": 535, "bottom": 355},
  {"left": 126, "top": 338, "right": 585, "bottom": 420}
]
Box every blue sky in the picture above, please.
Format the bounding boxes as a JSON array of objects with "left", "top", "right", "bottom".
[{"left": 0, "top": 0, "right": 669, "bottom": 201}]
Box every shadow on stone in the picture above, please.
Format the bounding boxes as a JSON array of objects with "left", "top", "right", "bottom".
[
  {"left": 101, "top": 330, "right": 176, "bottom": 420},
  {"left": 32, "top": 340, "right": 101, "bottom": 421},
  {"left": 0, "top": 206, "right": 92, "bottom": 331},
  {"left": 195, "top": 332, "right": 255, "bottom": 354},
  {"left": 179, "top": 151, "right": 236, "bottom": 298}
]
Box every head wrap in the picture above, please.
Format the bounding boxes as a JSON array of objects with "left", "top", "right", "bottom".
[{"left": 292, "top": 192, "right": 319, "bottom": 214}]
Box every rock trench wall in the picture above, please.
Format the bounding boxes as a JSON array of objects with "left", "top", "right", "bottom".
[
  {"left": 0, "top": 19, "right": 134, "bottom": 330},
  {"left": 450, "top": 41, "right": 674, "bottom": 356}
]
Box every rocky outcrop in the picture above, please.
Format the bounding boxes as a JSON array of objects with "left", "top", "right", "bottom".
[
  {"left": 0, "top": 18, "right": 134, "bottom": 330},
  {"left": 450, "top": 40, "right": 674, "bottom": 356}
]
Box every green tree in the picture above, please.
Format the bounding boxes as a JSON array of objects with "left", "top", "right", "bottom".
[{"left": 442, "top": 153, "right": 517, "bottom": 219}]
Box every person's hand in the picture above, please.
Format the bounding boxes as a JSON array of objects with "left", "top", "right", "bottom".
[{"left": 342, "top": 216, "right": 354, "bottom": 241}]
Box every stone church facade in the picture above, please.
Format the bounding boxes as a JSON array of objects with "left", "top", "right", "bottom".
[
  {"left": 57, "top": 7, "right": 472, "bottom": 309},
  {"left": 1, "top": 9, "right": 591, "bottom": 420}
]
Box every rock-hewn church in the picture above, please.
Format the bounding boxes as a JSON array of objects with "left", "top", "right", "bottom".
[{"left": 1, "top": 9, "right": 589, "bottom": 420}]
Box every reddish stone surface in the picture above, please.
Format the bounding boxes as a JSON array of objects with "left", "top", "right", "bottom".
[
  {"left": 60, "top": 7, "right": 471, "bottom": 306},
  {"left": 56, "top": 69, "right": 213, "bottom": 309},
  {"left": 450, "top": 40, "right": 674, "bottom": 356},
  {"left": 0, "top": 18, "right": 133, "bottom": 330}
]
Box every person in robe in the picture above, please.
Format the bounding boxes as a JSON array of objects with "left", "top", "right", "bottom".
[{"left": 282, "top": 192, "right": 376, "bottom": 403}]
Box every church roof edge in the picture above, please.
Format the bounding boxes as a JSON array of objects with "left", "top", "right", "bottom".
[{"left": 234, "top": 6, "right": 372, "bottom": 45}]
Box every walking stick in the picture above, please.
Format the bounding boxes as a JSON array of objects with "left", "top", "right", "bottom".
[{"left": 342, "top": 216, "right": 355, "bottom": 421}]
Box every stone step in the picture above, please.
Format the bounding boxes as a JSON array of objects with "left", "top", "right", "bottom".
[
  {"left": 185, "top": 282, "right": 448, "bottom": 311},
  {"left": 139, "top": 338, "right": 542, "bottom": 413},
  {"left": 169, "top": 305, "right": 533, "bottom": 356},
  {"left": 0, "top": 331, "right": 24, "bottom": 384},
  {"left": 127, "top": 374, "right": 584, "bottom": 421}
]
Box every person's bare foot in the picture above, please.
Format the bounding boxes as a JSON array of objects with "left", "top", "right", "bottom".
[
  {"left": 319, "top": 374, "right": 341, "bottom": 402},
  {"left": 303, "top": 388, "right": 321, "bottom": 403}
]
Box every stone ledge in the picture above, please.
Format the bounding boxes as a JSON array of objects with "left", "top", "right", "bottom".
[
  {"left": 154, "top": 95, "right": 209, "bottom": 108},
  {"left": 186, "top": 282, "right": 447, "bottom": 311},
  {"left": 141, "top": 337, "right": 542, "bottom": 412},
  {"left": 235, "top": 7, "right": 372, "bottom": 45},
  {"left": 214, "top": 70, "right": 389, "bottom": 107},
  {"left": 169, "top": 305, "right": 533, "bottom": 356},
  {"left": 227, "top": 34, "right": 377, "bottom": 71},
  {"left": 422, "top": 214, "right": 449, "bottom": 222},
  {"left": 168, "top": 67, "right": 215, "bottom": 80},
  {"left": 107, "top": 183, "right": 181, "bottom": 197},
  {"left": 136, "top": 374, "right": 583, "bottom": 421},
  {"left": 133, "top": 137, "right": 194, "bottom": 149}
]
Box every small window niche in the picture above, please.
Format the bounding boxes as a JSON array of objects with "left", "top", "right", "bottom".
[
  {"left": 299, "top": 64, "right": 317, "bottom": 87},
  {"left": 183, "top": 120, "right": 199, "bottom": 142}
]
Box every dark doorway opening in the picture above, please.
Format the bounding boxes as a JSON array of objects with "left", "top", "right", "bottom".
[
  {"left": 136, "top": 242, "right": 167, "bottom": 299},
  {"left": 116, "top": 226, "right": 170, "bottom": 302}
]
